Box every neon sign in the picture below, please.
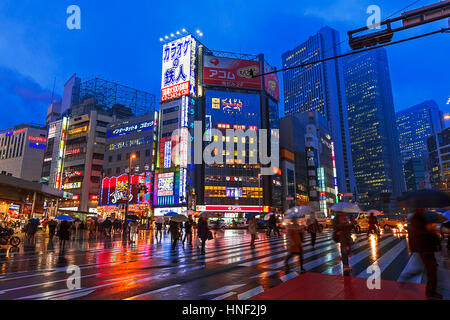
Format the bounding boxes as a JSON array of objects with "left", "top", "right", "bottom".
[
  {"left": 29, "top": 136, "right": 47, "bottom": 143},
  {"left": 108, "top": 121, "right": 154, "bottom": 138}
]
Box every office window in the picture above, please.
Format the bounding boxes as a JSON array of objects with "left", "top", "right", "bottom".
[
  {"left": 116, "top": 167, "right": 121, "bottom": 174},
  {"left": 145, "top": 149, "right": 151, "bottom": 157},
  {"left": 117, "top": 154, "right": 122, "bottom": 161},
  {"left": 108, "top": 156, "right": 113, "bottom": 162}
]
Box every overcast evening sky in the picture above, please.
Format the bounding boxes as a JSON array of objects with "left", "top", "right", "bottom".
[{"left": 0, "top": 0, "right": 449, "bottom": 129}]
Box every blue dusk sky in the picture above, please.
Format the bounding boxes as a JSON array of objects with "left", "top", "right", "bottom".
[{"left": 0, "top": 0, "right": 448, "bottom": 129}]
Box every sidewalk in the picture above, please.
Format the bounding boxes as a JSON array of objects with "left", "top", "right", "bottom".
[{"left": 251, "top": 272, "right": 427, "bottom": 300}]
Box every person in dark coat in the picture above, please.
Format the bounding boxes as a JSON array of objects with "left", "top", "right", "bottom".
[
  {"left": 284, "top": 218, "right": 306, "bottom": 273},
  {"left": 183, "top": 216, "right": 194, "bottom": 245},
  {"left": 58, "top": 221, "right": 71, "bottom": 250},
  {"left": 333, "top": 212, "right": 354, "bottom": 272},
  {"left": 168, "top": 220, "right": 180, "bottom": 249},
  {"left": 307, "top": 212, "right": 321, "bottom": 249},
  {"left": 103, "top": 218, "right": 112, "bottom": 237},
  {"left": 197, "top": 216, "right": 209, "bottom": 255},
  {"left": 368, "top": 212, "right": 379, "bottom": 235},
  {"left": 268, "top": 214, "right": 280, "bottom": 237},
  {"left": 407, "top": 208, "right": 442, "bottom": 299},
  {"left": 48, "top": 220, "right": 57, "bottom": 240}
]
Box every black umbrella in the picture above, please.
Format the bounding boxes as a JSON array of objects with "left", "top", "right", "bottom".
[
  {"left": 400, "top": 189, "right": 450, "bottom": 209},
  {"left": 28, "top": 218, "right": 40, "bottom": 225},
  {"left": 126, "top": 215, "right": 139, "bottom": 220}
]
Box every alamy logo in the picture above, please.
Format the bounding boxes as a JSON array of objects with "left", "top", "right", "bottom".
[
  {"left": 66, "top": 265, "right": 81, "bottom": 290},
  {"left": 366, "top": 265, "right": 381, "bottom": 290},
  {"left": 66, "top": 5, "right": 81, "bottom": 30},
  {"left": 367, "top": 5, "right": 381, "bottom": 30}
]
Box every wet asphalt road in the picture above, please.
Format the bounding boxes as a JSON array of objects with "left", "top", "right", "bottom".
[{"left": 0, "top": 228, "right": 449, "bottom": 300}]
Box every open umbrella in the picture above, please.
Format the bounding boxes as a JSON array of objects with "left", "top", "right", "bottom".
[
  {"left": 263, "top": 212, "right": 274, "bottom": 221},
  {"left": 245, "top": 212, "right": 258, "bottom": 219},
  {"left": 425, "top": 211, "right": 447, "bottom": 223},
  {"left": 126, "top": 215, "right": 139, "bottom": 220},
  {"left": 400, "top": 189, "right": 450, "bottom": 209},
  {"left": 47, "top": 220, "right": 57, "bottom": 227},
  {"left": 284, "top": 206, "right": 313, "bottom": 221},
  {"left": 171, "top": 214, "right": 189, "bottom": 223},
  {"left": 367, "top": 209, "right": 383, "bottom": 216},
  {"left": 330, "top": 202, "right": 361, "bottom": 213},
  {"left": 55, "top": 214, "right": 73, "bottom": 221},
  {"left": 28, "top": 218, "right": 40, "bottom": 225},
  {"left": 164, "top": 212, "right": 178, "bottom": 217},
  {"left": 443, "top": 211, "right": 450, "bottom": 221}
]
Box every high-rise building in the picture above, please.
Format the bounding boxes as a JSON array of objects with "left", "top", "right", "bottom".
[
  {"left": 154, "top": 35, "right": 282, "bottom": 222},
  {"left": 97, "top": 113, "right": 158, "bottom": 218},
  {"left": 427, "top": 126, "right": 450, "bottom": 191},
  {"left": 0, "top": 124, "right": 47, "bottom": 183},
  {"left": 343, "top": 48, "right": 404, "bottom": 212},
  {"left": 396, "top": 100, "right": 443, "bottom": 191},
  {"left": 282, "top": 26, "right": 355, "bottom": 196},
  {"left": 396, "top": 100, "right": 443, "bottom": 164},
  {"left": 42, "top": 75, "right": 156, "bottom": 214},
  {"left": 280, "top": 111, "right": 337, "bottom": 216}
]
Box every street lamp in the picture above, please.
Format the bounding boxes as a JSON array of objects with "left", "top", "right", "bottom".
[{"left": 123, "top": 154, "right": 137, "bottom": 237}]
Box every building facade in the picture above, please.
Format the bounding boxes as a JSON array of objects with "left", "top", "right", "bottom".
[
  {"left": 282, "top": 26, "right": 355, "bottom": 196},
  {"left": 0, "top": 124, "right": 47, "bottom": 183},
  {"left": 427, "top": 127, "right": 450, "bottom": 191},
  {"left": 343, "top": 48, "right": 405, "bottom": 212},
  {"left": 154, "top": 35, "right": 282, "bottom": 222},
  {"left": 98, "top": 113, "right": 158, "bottom": 218},
  {"left": 396, "top": 100, "right": 443, "bottom": 191}
]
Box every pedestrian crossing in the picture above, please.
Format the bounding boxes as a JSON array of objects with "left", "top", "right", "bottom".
[{"left": 0, "top": 229, "right": 447, "bottom": 300}]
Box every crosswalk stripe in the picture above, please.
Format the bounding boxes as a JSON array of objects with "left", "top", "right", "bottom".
[
  {"left": 397, "top": 253, "right": 424, "bottom": 283},
  {"left": 237, "top": 285, "right": 265, "bottom": 300}
]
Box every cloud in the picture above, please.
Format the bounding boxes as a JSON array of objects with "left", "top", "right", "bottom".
[{"left": 0, "top": 67, "right": 60, "bottom": 129}]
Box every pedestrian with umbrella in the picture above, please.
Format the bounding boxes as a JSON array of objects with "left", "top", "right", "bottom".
[
  {"left": 128, "top": 219, "right": 138, "bottom": 243},
  {"left": 306, "top": 212, "right": 321, "bottom": 249},
  {"left": 57, "top": 220, "right": 71, "bottom": 251},
  {"left": 368, "top": 210, "right": 380, "bottom": 236},
  {"left": 400, "top": 189, "right": 450, "bottom": 299},
  {"left": 47, "top": 219, "right": 58, "bottom": 241},
  {"left": 155, "top": 217, "right": 165, "bottom": 241},
  {"left": 103, "top": 217, "right": 112, "bottom": 238},
  {"left": 183, "top": 216, "right": 194, "bottom": 246},
  {"left": 197, "top": 215, "right": 211, "bottom": 255},
  {"left": 284, "top": 212, "right": 306, "bottom": 274},
  {"left": 168, "top": 216, "right": 181, "bottom": 249},
  {"left": 24, "top": 218, "right": 39, "bottom": 242}
]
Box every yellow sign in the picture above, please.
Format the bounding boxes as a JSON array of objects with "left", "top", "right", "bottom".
[{"left": 69, "top": 126, "right": 88, "bottom": 136}]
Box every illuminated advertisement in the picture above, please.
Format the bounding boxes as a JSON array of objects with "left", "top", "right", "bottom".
[
  {"left": 203, "top": 55, "right": 262, "bottom": 90},
  {"left": 264, "top": 65, "right": 280, "bottom": 102},
  {"left": 29, "top": 143, "right": 46, "bottom": 149},
  {"left": 205, "top": 91, "right": 261, "bottom": 125},
  {"left": 29, "top": 136, "right": 47, "bottom": 143},
  {"left": 62, "top": 182, "right": 81, "bottom": 190},
  {"left": 226, "top": 187, "right": 243, "bottom": 198},
  {"left": 161, "top": 35, "right": 197, "bottom": 102},
  {"left": 68, "top": 126, "right": 88, "bottom": 136},
  {"left": 154, "top": 207, "right": 187, "bottom": 217},
  {"left": 55, "top": 117, "right": 69, "bottom": 190},
  {"left": 158, "top": 172, "right": 174, "bottom": 196},
  {"left": 331, "top": 141, "right": 339, "bottom": 203},
  {"left": 196, "top": 205, "right": 263, "bottom": 213},
  {"left": 99, "top": 172, "right": 152, "bottom": 206},
  {"left": 107, "top": 120, "right": 154, "bottom": 138},
  {"left": 153, "top": 171, "right": 181, "bottom": 206},
  {"left": 317, "top": 167, "right": 327, "bottom": 216}
]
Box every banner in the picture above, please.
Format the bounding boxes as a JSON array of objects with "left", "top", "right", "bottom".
[
  {"left": 264, "top": 66, "right": 280, "bottom": 102},
  {"left": 203, "top": 56, "right": 262, "bottom": 90}
]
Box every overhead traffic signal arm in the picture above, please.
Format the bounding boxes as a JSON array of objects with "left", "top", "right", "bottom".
[{"left": 348, "top": 0, "right": 450, "bottom": 50}]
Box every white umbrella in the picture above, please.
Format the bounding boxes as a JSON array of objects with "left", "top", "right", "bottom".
[
  {"left": 263, "top": 212, "right": 274, "bottom": 221},
  {"left": 284, "top": 206, "right": 313, "bottom": 220},
  {"left": 330, "top": 202, "right": 361, "bottom": 214},
  {"left": 367, "top": 209, "right": 383, "bottom": 216},
  {"left": 155, "top": 217, "right": 165, "bottom": 224}
]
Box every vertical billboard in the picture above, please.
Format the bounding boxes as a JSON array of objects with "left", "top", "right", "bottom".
[
  {"left": 99, "top": 172, "right": 152, "bottom": 206},
  {"left": 161, "top": 35, "right": 197, "bottom": 102},
  {"left": 264, "top": 65, "right": 280, "bottom": 103},
  {"left": 203, "top": 56, "right": 262, "bottom": 90}
]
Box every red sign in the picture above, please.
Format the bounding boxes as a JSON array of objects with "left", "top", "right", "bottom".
[
  {"left": 203, "top": 56, "right": 262, "bottom": 90},
  {"left": 197, "top": 205, "right": 264, "bottom": 213},
  {"left": 90, "top": 195, "right": 99, "bottom": 201},
  {"left": 65, "top": 148, "right": 82, "bottom": 156},
  {"left": 13, "top": 128, "right": 26, "bottom": 135},
  {"left": 264, "top": 66, "right": 280, "bottom": 102},
  {"left": 161, "top": 81, "right": 190, "bottom": 102},
  {"left": 29, "top": 136, "right": 47, "bottom": 143},
  {"left": 72, "top": 195, "right": 80, "bottom": 201}
]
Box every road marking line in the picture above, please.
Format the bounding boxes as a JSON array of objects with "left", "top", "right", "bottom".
[
  {"left": 237, "top": 285, "right": 264, "bottom": 300},
  {"left": 124, "top": 284, "right": 182, "bottom": 300}
]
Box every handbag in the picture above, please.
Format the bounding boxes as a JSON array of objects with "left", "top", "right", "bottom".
[{"left": 207, "top": 230, "right": 214, "bottom": 240}]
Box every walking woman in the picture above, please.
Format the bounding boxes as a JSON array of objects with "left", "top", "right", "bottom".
[
  {"left": 333, "top": 211, "right": 354, "bottom": 272},
  {"left": 248, "top": 216, "right": 257, "bottom": 249},
  {"left": 285, "top": 217, "right": 306, "bottom": 273},
  {"left": 197, "top": 216, "right": 210, "bottom": 255},
  {"left": 168, "top": 219, "right": 180, "bottom": 249}
]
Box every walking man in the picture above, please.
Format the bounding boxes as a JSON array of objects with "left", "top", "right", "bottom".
[
  {"left": 307, "top": 212, "right": 321, "bottom": 249},
  {"left": 333, "top": 211, "right": 354, "bottom": 272},
  {"left": 248, "top": 216, "right": 257, "bottom": 249},
  {"left": 183, "top": 216, "right": 194, "bottom": 245}
]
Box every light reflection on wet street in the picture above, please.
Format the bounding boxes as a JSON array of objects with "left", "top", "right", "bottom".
[{"left": 0, "top": 229, "right": 448, "bottom": 300}]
